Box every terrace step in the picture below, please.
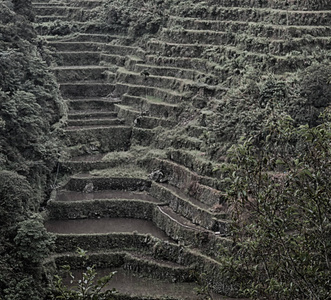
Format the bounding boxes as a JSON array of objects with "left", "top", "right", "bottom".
[
  {"left": 68, "top": 110, "right": 118, "bottom": 119},
  {"left": 149, "top": 36, "right": 331, "bottom": 60},
  {"left": 145, "top": 55, "right": 211, "bottom": 72},
  {"left": 33, "top": 0, "right": 105, "bottom": 9},
  {"left": 45, "top": 219, "right": 170, "bottom": 240},
  {"left": 64, "top": 0, "right": 105, "bottom": 8},
  {"left": 61, "top": 153, "right": 130, "bottom": 173},
  {"left": 48, "top": 43, "right": 140, "bottom": 57},
  {"left": 45, "top": 33, "right": 132, "bottom": 44},
  {"left": 36, "top": 9, "right": 98, "bottom": 22},
  {"left": 161, "top": 28, "right": 229, "bottom": 45},
  {"left": 180, "top": 124, "right": 208, "bottom": 139},
  {"left": 130, "top": 127, "right": 157, "bottom": 147},
  {"left": 116, "top": 67, "right": 218, "bottom": 95},
  {"left": 54, "top": 189, "right": 160, "bottom": 203},
  {"left": 146, "top": 45, "right": 320, "bottom": 75},
  {"left": 36, "top": 15, "right": 68, "bottom": 22},
  {"left": 147, "top": 39, "right": 210, "bottom": 59},
  {"left": 33, "top": 6, "right": 80, "bottom": 16},
  {"left": 33, "top": 2, "right": 65, "bottom": 5},
  {"left": 104, "top": 45, "right": 140, "bottom": 56},
  {"left": 51, "top": 251, "right": 194, "bottom": 284},
  {"left": 123, "top": 55, "right": 144, "bottom": 70},
  {"left": 171, "top": 6, "right": 331, "bottom": 26},
  {"left": 64, "top": 124, "right": 129, "bottom": 131},
  {"left": 157, "top": 205, "right": 208, "bottom": 233},
  {"left": 52, "top": 66, "right": 114, "bottom": 82},
  {"left": 66, "top": 97, "right": 120, "bottom": 110},
  {"left": 161, "top": 28, "right": 331, "bottom": 55},
  {"left": 52, "top": 51, "right": 102, "bottom": 66},
  {"left": 151, "top": 182, "right": 229, "bottom": 232},
  {"left": 47, "top": 41, "right": 107, "bottom": 52},
  {"left": 142, "top": 156, "right": 226, "bottom": 191},
  {"left": 155, "top": 133, "right": 204, "bottom": 151},
  {"left": 47, "top": 188, "right": 163, "bottom": 220},
  {"left": 132, "top": 63, "right": 219, "bottom": 85},
  {"left": 47, "top": 233, "right": 238, "bottom": 298},
  {"left": 114, "top": 104, "right": 176, "bottom": 129},
  {"left": 166, "top": 149, "right": 229, "bottom": 182},
  {"left": 190, "top": 0, "right": 331, "bottom": 10},
  {"left": 67, "top": 118, "right": 124, "bottom": 127},
  {"left": 63, "top": 174, "right": 151, "bottom": 192},
  {"left": 63, "top": 125, "right": 132, "bottom": 152},
  {"left": 51, "top": 267, "right": 201, "bottom": 299},
  {"left": 121, "top": 94, "right": 182, "bottom": 119},
  {"left": 34, "top": 21, "right": 113, "bottom": 36},
  {"left": 60, "top": 82, "right": 115, "bottom": 98},
  {"left": 168, "top": 16, "right": 331, "bottom": 38},
  {"left": 115, "top": 82, "right": 191, "bottom": 104},
  {"left": 100, "top": 53, "right": 126, "bottom": 66}
]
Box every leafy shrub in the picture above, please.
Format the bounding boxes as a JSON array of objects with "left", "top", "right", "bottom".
[
  {"left": 12, "top": 0, "right": 34, "bottom": 21},
  {"left": 0, "top": 1, "right": 65, "bottom": 198},
  {"left": 210, "top": 62, "right": 330, "bottom": 159},
  {"left": 221, "top": 112, "right": 331, "bottom": 299},
  {"left": 300, "top": 64, "right": 331, "bottom": 109},
  {"left": 0, "top": 171, "right": 55, "bottom": 300},
  {"left": 100, "top": 0, "right": 169, "bottom": 38},
  {"left": 0, "top": 3, "right": 64, "bottom": 299},
  {"left": 0, "top": 170, "right": 36, "bottom": 227},
  {"left": 14, "top": 216, "right": 55, "bottom": 265}
]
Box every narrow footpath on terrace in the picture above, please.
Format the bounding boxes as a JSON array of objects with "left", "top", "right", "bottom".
[{"left": 32, "top": 0, "right": 331, "bottom": 299}]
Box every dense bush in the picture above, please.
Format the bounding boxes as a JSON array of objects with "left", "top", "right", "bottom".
[
  {"left": 12, "top": 0, "right": 34, "bottom": 21},
  {"left": 209, "top": 63, "right": 331, "bottom": 158},
  {"left": 0, "top": 171, "right": 55, "bottom": 300},
  {"left": 0, "top": 1, "right": 65, "bottom": 199},
  {"left": 0, "top": 2, "right": 64, "bottom": 298},
  {"left": 0, "top": 170, "right": 37, "bottom": 227},
  {"left": 220, "top": 112, "right": 331, "bottom": 299},
  {"left": 100, "top": 0, "right": 170, "bottom": 38}
]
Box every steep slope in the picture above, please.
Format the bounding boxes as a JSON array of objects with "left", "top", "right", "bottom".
[
  {"left": 33, "top": 0, "right": 235, "bottom": 299},
  {"left": 32, "top": 0, "right": 330, "bottom": 298}
]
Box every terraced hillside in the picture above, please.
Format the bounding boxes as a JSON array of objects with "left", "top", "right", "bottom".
[{"left": 32, "top": 0, "right": 330, "bottom": 298}]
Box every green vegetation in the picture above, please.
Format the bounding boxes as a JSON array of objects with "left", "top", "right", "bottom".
[
  {"left": 0, "top": 1, "right": 65, "bottom": 298},
  {"left": 0, "top": 1, "right": 64, "bottom": 195},
  {"left": 208, "top": 63, "right": 331, "bottom": 158},
  {"left": 53, "top": 248, "right": 116, "bottom": 300},
  {"left": 0, "top": 171, "right": 55, "bottom": 299},
  {"left": 221, "top": 112, "right": 330, "bottom": 299},
  {"left": 100, "top": 0, "right": 170, "bottom": 38}
]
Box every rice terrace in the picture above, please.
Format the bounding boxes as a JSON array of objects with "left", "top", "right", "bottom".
[{"left": 0, "top": 0, "right": 330, "bottom": 299}]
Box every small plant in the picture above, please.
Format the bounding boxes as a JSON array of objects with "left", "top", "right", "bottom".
[{"left": 53, "top": 248, "right": 117, "bottom": 300}]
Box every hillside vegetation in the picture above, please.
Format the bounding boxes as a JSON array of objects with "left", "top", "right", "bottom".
[{"left": 0, "top": 1, "right": 65, "bottom": 298}]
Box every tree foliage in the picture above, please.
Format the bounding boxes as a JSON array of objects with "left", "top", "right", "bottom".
[
  {"left": 0, "top": 170, "right": 36, "bottom": 226},
  {"left": 220, "top": 111, "right": 331, "bottom": 299},
  {"left": 0, "top": 172, "right": 55, "bottom": 300},
  {"left": 101, "top": 0, "right": 169, "bottom": 38},
  {"left": 0, "top": 2, "right": 64, "bottom": 299},
  {"left": 0, "top": 1, "right": 65, "bottom": 197},
  {"left": 209, "top": 63, "right": 331, "bottom": 160},
  {"left": 14, "top": 216, "right": 55, "bottom": 265}
]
